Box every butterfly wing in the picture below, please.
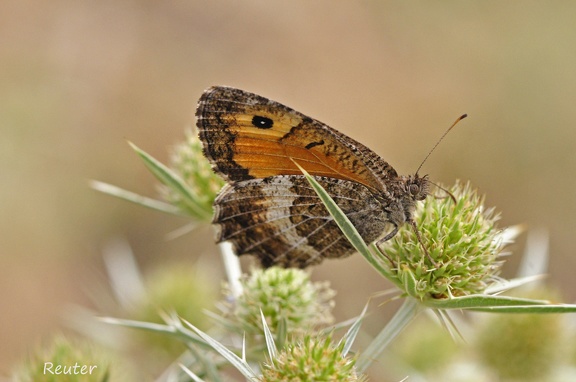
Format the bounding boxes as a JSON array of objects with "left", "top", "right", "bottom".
[
  {"left": 196, "top": 86, "right": 398, "bottom": 193},
  {"left": 214, "top": 175, "right": 389, "bottom": 268}
]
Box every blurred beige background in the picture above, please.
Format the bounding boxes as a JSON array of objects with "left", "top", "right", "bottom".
[{"left": 2, "top": 0, "right": 576, "bottom": 376}]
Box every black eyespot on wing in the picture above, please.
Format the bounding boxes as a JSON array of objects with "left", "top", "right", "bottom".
[{"left": 252, "top": 115, "right": 274, "bottom": 129}]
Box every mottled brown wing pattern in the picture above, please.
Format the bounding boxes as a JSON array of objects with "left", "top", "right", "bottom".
[{"left": 214, "top": 176, "right": 389, "bottom": 268}]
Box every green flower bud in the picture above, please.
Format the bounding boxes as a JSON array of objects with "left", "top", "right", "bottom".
[
  {"left": 382, "top": 181, "right": 511, "bottom": 300},
  {"left": 259, "top": 335, "right": 367, "bottom": 382},
  {"left": 228, "top": 267, "right": 335, "bottom": 338},
  {"left": 12, "top": 335, "right": 122, "bottom": 382},
  {"left": 475, "top": 290, "right": 565, "bottom": 381},
  {"left": 393, "top": 317, "right": 458, "bottom": 374},
  {"left": 131, "top": 263, "right": 217, "bottom": 356},
  {"left": 160, "top": 130, "right": 224, "bottom": 221}
]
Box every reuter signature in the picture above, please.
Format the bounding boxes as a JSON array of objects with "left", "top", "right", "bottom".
[{"left": 44, "top": 362, "right": 98, "bottom": 375}]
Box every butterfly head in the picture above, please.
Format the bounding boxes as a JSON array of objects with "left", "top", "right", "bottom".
[
  {"left": 406, "top": 173, "right": 430, "bottom": 202},
  {"left": 383, "top": 174, "right": 430, "bottom": 227}
]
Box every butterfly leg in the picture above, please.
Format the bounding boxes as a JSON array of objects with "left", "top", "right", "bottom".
[
  {"left": 377, "top": 224, "right": 399, "bottom": 245},
  {"left": 376, "top": 222, "right": 437, "bottom": 267},
  {"left": 375, "top": 224, "right": 399, "bottom": 267},
  {"left": 409, "top": 220, "right": 437, "bottom": 266}
]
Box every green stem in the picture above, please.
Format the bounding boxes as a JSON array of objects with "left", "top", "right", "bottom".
[{"left": 356, "top": 298, "right": 421, "bottom": 372}]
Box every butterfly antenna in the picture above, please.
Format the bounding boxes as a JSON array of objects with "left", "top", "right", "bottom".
[
  {"left": 429, "top": 180, "right": 457, "bottom": 203},
  {"left": 415, "top": 114, "right": 468, "bottom": 175}
]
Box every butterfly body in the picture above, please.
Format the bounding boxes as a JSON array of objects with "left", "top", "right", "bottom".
[{"left": 197, "top": 86, "right": 429, "bottom": 268}]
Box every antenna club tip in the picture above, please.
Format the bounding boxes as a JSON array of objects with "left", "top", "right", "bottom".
[{"left": 415, "top": 113, "right": 468, "bottom": 174}]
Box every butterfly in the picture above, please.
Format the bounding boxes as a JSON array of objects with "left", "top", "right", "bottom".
[{"left": 196, "top": 86, "right": 434, "bottom": 268}]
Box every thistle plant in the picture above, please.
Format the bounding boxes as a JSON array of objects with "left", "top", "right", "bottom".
[
  {"left": 178, "top": 300, "right": 369, "bottom": 382},
  {"left": 12, "top": 335, "right": 120, "bottom": 382},
  {"left": 384, "top": 181, "right": 507, "bottom": 300},
  {"left": 90, "top": 130, "right": 223, "bottom": 224},
  {"left": 84, "top": 132, "right": 576, "bottom": 380},
  {"left": 298, "top": 165, "right": 576, "bottom": 372},
  {"left": 223, "top": 267, "right": 335, "bottom": 341},
  {"left": 159, "top": 130, "right": 225, "bottom": 221},
  {"left": 391, "top": 316, "right": 458, "bottom": 375},
  {"left": 474, "top": 289, "right": 567, "bottom": 381},
  {"left": 102, "top": 266, "right": 347, "bottom": 380},
  {"left": 129, "top": 263, "right": 218, "bottom": 357},
  {"left": 258, "top": 335, "right": 366, "bottom": 382}
]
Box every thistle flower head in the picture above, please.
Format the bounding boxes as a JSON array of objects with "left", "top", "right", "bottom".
[
  {"left": 393, "top": 317, "right": 458, "bottom": 373},
  {"left": 475, "top": 290, "right": 565, "bottom": 381},
  {"left": 160, "top": 130, "right": 224, "bottom": 221},
  {"left": 12, "top": 335, "right": 117, "bottom": 382},
  {"left": 383, "top": 181, "right": 510, "bottom": 300},
  {"left": 131, "top": 264, "right": 217, "bottom": 355},
  {"left": 258, "top": 335, "right": 367, "bottom": 382},
  {"left": 228, "top": 267, "right": 335, "bottom": 338}
]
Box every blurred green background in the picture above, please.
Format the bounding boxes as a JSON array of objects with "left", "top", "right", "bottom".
[{"left": 2, "top": 0, "right": 576, "bottom": 375}]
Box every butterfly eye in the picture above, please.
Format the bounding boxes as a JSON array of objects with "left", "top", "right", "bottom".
[{"left": 409, "top": 184, "right": 420, "bottom": 195}]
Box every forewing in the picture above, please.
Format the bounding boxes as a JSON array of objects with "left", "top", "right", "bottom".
[
  {"left": 213, "top": 175, "right": 389, "bottom": 268},
  {"left": 196, "top": 86, "right": 397, "bottom": 193}
]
